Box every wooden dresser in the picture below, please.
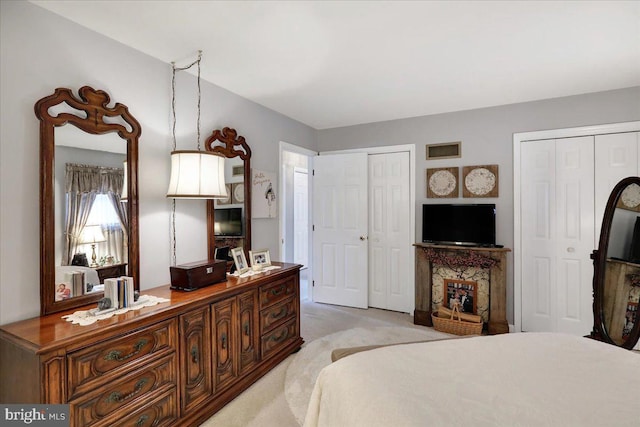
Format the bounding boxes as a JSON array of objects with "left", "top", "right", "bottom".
[{"left": 0, "top": 262, "right": 302, "bottom": 427}]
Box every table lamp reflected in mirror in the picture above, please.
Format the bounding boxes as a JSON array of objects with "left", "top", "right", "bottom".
[{"left": 80, "top": 225, "right": 106, "bottom": 267}]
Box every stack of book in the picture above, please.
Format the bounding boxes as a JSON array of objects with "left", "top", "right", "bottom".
[{"left": 104, "top": 276, "right": 135, "bottom": 309}]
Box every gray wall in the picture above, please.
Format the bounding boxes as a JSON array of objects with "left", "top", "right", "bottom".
[
  {"left": 317, "top": 87, "right": 640, "bottom": 323},
  {"left": 0, "top": 1, "right": 316, "bottom": 324}
]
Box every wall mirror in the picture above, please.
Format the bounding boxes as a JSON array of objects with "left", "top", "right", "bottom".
[
  {"left": 205, "top": 127, "right": 252, "bottom": 259},
  {"left": 36, "top": 86, "right": 140, "bottom": 315},
  {"left": 591, "top": 176, "right": 640, "bottom": 349}
]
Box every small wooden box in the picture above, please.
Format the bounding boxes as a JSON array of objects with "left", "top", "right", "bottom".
[{"left": 170, "top": 259, "right": 227, "bottom": 291}]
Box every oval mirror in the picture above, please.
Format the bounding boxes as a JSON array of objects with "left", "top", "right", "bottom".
[
  {"left": 592, "top": 176, "right": 640, "bottom": 349},
  {"left": 36, "top": 87, "right": 140, "bottom": 315}
]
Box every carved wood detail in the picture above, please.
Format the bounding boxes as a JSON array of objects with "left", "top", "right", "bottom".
[{"left": 205, "top": 127, "right": 252, "bottom": 260}]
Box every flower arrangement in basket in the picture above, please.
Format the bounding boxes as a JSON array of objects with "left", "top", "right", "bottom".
[{"left": 432, "top": 300, "right": 483, "bottom": 336}]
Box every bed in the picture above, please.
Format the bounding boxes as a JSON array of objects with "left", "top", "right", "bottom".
[{"left": 303, "top": 333, "right": 639, "bottom": 427}]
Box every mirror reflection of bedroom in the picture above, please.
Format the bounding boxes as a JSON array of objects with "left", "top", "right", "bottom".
[
  {"left": 0, "top": 2, "right": 638, "bottom": 427},
  {"left": 54, "top": 127, "right": 128, "bottom": 300}
]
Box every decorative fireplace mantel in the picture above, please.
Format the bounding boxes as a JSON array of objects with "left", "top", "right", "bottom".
[{"left": 414, "top": 243, "right": 510, "bottom": 334}]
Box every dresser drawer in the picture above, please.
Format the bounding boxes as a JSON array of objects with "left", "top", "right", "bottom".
[
  {"left": 260, "top": 318, "right": 297, "bottom": 360},
  {"left": 259, "top": 276, "right": 296, "bottom": 309},
  {"left": 109, "top": 387, "right": 177, "bottom": 427},
  {"left": 72, "top": 354, "right": 177, "bottom": 427},
  {"left": 68, "top": 319, "right": 177, "bottom": 399},
  {"left": 260, "top": 297, "right": 296, "bottom": 334}
]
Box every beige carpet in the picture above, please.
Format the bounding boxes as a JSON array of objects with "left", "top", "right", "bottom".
[{"left": 200, "top": 301, "right": 450, "bottom": 426}]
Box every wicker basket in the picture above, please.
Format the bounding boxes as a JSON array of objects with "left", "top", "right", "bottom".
[{"left": 432, "top": 303, "right": 482, "bottom": 336}]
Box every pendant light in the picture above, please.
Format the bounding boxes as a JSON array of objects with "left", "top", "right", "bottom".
[
  {"left": 166, "top": 51, "right": 227, "bottom": 265},
  {"left": 166, "top": 51, "right": 227, "bottom": 199}
]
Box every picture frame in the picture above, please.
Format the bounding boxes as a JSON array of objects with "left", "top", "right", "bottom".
[
  {"left": 444, "top": 278, "right": 477, "bottom": 314},
  {"left": 249, "top": 249, "right": 271, "bottom": 269},
  {"left": 232, "top": 182, "right": 245, "bottom": 204},
  {"left": 214, "top": 246, "right": 230, "bottom": 261},
  {"left": 230, "top": 247, "right": 250, "bottom": 274},
  {"left": 426, "top": 167, "right": 458, "bottom": 198},
  {"left": 462, "top": 164, "right": 499, "bottom": 198},
  {"left": 216, "top": 184, "right": 232, "bottom": 206}
]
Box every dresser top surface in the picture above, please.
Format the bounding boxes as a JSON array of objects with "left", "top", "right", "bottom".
[{"left": 0, "top": 262, "right": 300, "bottom": 353}]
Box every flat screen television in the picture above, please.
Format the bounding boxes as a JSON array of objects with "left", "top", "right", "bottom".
[
  {"left": 214, "top": 207, "right": 243, "bottom": 237},
  {"left": 422, "top": 204, "right": 496, "bottom": 247}
]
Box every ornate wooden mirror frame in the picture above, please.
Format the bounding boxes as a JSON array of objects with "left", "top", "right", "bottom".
[
  {"left": 205, "top": 127, "right": 252, "bottom": 259},
  {"left": 591, "top": 176, "right": 640, "bottom": 349},
  {"left": 36, "top": 86, "right": 141, "bottom": 315}
]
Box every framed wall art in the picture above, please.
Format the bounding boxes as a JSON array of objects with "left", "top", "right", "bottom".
[
  {"left": 616, "top": 183, "right": 640, "bottom": 212},
  {"left": 252, "top": 169, "right": 277, "bottom": 218},
  {"left": 463, "top": 164, "right": 499, "bottom": 198},
  {"left": 427, "top": 167, "right": 458, "bottom": 198},
  {"left": 216, "top": 184, "right": 232, "bottom": 205},
  {"left": 232, "top": 182, "right": 245, "bottom": 204}
]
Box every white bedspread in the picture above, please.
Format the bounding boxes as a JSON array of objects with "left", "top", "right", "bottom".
[{"left": 303, "top": 333, "right": 639, "bottom": 427}]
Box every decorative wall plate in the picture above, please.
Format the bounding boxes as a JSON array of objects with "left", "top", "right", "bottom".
[
  {"left": 216, "top": 184, "right": 232, "bottom": 205},
  {"left": 617, "top": 183, "right": 640, "bottom": 212},
  {"left": 232, "top": 182, "right": 245, "bottom": 204},
  {"left": 463, "top": 165, "right": 499, "bottom": 198},
  {"left": 427, "top": 167, "right": 459, "bottom": 198}
]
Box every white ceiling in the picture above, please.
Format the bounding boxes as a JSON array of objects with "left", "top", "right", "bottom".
[{"left": 31, "top": 1, "right": 640, "bottom": 130}]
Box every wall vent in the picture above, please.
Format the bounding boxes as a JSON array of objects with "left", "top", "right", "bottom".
[{"left": 426, "top": 142, "right": 461, "bottom": 160}]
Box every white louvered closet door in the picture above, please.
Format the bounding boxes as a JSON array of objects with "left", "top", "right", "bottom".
[{"left": 521, "top": 136, "right": 595, "bottom": 335}]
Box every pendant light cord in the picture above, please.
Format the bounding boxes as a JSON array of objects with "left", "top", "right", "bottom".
[{"left": 170, "top": 50, "right": 203, "bottom": 265}]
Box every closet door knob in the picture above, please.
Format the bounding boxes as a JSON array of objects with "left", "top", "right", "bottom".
[{"left": 360, "top": 236, "right": 367, "bottom": 241}]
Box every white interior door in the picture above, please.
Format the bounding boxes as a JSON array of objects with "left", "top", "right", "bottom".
[
  {"left": 368, "top": 152, "right": 411, "bottom": 312},
  {"left": 595, "top": 132, "right": 639, "bottom": 241},
  {"left": 521, "top": 136, "right": 595, "bottom": 335},
  {"left": 555, "top": 136, "right": 594, "bottom": 335},
  {"left": 293, "top": 168, "right": 309, "bottom": 267},
  {"left": 521, "top": 139, "right": 557, "bottom": 333},
  {"left": 312, "top": 153, "right": 368, "bottom": 308}
]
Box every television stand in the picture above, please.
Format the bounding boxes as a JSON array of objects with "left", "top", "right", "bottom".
[{"left": 414, "top": 242, "right": 510, "bottom": 334}]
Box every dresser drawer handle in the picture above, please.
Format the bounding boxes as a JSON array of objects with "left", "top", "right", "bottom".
[
  {"left": 191, "top": 345, "right": 199, "bottom": 364},
  {"left": 221, "top": 333, "right": 227, "bottom": 350},
  {"left": 135, "top": 414, "right": 149, "bottom": 427},
  {"left": 105, "top": 377, "right": 149, "bottom": 403},
  {"left": 269, "top": 329, "right": 289, "bottom": 343},
  {"left": 243, "top": 322, "right": 250, "bottom": 336},
  {"left": 270, "top": 286, "right": 286, "bottom": 297},
  {"left": 104, "top": 339, "right": 148, "bottom": 362},
  {"left": 270, "top": 306, "right": 288, "bottom": 320}
]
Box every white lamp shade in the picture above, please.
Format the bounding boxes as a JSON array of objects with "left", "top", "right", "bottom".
[
  {"left": 121, "top": 161, "right": 128, "bottom": 202},
  {"left": 80, "top": 225, "right": 106, "bottom": 244},
  {"left": 166, "top": 151, "right": 227, "bottom": 199}
]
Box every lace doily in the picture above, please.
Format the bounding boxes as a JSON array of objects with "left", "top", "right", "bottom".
[
  {"left": 231, "top": 265, "right": 282, "bottom": 279},
  {"left": 62, "top": 295, "right": 170, "bottom": 326}
]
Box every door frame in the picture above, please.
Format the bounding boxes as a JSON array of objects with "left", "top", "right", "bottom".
[
  {"left": 321, "top": 144, "right": 416, "bottom": 313},
  {"left": 279, "top": 141, "right": 317, "bottom": 299},
  {"left": 513, "top": 121, "right": 640, "bottom": 333}
]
